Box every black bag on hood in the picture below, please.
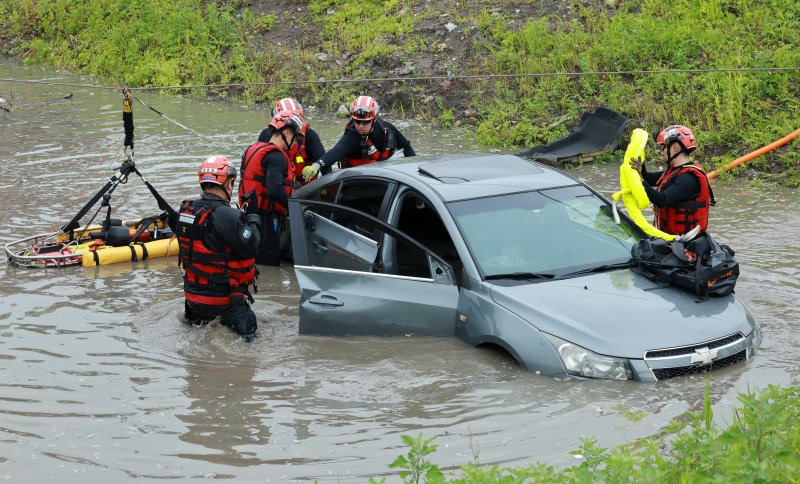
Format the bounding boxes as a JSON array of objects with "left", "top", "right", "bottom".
[{"left": 632, "top": 233, "right": 739, "bottom": 299}]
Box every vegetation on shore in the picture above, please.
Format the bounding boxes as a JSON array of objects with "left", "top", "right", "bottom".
[
  {"left": 379, "top": 383, "right": 800, "bottom": 483},
  {"left": 1, "top": 0, "right": 799, "bottom": 184}
]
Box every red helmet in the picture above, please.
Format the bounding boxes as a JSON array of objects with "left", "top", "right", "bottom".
[
  {"left": 198, "top": 156, "right": 236, "bottom": 186},
  {"left": 269, "top": 110, "right": 303, "bottom": 133},
  {"left": 272, "top": 97, "right": 303, "bottom": 118},
  {"left": 350, "top": 95, "right": 379, "bottom": 121},
  {"left": 656, "top": 125, "right": 697, "bottom": 152}
]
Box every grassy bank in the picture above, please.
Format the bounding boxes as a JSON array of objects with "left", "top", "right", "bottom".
[
  {"left": 468, "top": 0, "right": 800, "bottom": 183},
  {"left": 379, "top": 383, "right": 800, "bottom": 482},
  {"left": 1, "top": 0, "right": 799, "bottom": 184}
]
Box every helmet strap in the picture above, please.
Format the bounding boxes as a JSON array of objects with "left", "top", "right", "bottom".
[
  {"left": 666, "top": 142, "right": 689, "bottom": 167},
  {"left": 280, "top": 130, "right": 296, "bottom": 151},
  {"left": 220, "top": 177, "right": 232, "bottom": 202}
]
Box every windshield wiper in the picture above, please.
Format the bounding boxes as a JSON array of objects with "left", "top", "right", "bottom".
[
  {"left": 485, "top": 271, "right": 556, "bottom": 281},
  {"left": 556, "top": 260, "right": 635, "bottom": 279}
]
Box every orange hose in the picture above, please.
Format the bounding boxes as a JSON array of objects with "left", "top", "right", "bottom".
[{"left": 707, "top": 127, "right": 800, "bottom": 180}]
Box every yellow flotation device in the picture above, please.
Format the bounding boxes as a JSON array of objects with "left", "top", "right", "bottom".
[
  {"left": 612, "top": 129, "right": 676, "bottom": 242},
  {"left": 75, "top": 237, "right": 179, "bottom": 267}
]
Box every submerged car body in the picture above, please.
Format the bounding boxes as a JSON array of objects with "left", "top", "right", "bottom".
[{"left": 288, "top": 154, "right": 760, "bottom": 381}]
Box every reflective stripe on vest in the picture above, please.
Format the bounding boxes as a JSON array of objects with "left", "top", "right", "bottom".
[{"left": 177, "top": 200, "right": 256, "bottom": 306}]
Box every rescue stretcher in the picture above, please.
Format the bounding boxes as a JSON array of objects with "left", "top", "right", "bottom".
[{"left": 4, "top": 88, "right": 179, "bottom": 268}]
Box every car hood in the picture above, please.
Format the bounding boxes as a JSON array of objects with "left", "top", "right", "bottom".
[{"left": 489, "top": 269, "right": 756, "bottom": 359}]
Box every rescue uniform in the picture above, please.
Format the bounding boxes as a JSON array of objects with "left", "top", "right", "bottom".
[
  {"left": 642, "top": 162, "right": 712, "bottom": 234},
  {"left": 258, "top": 125, "right": 328, "bottom": 184},
  {"left": 317, "top": 119, "right": 415, "bottom": 170},
  {"left": 239, "top": 143, "right": 293, "bottom": 266},
  {"left": 177, "top": 192, "right": 261, "bottom": 340}
]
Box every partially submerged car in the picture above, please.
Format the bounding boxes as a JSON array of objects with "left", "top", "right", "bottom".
[{"left": 288, "top": 154, "right": 760, "bottom": 381}]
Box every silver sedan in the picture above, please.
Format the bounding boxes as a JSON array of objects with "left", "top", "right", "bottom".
[{"left": 288, "top": 154, "right": 760, "bottom": 381}]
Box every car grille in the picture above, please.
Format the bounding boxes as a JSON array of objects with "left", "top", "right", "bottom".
[
  {"left": 644, "top": 333, "right": 744, "bottom": 359},
  {"left": 651, "top": 349, "right": 747, "bottom": 380}
]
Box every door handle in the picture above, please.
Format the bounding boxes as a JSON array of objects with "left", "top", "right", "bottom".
[
  {"left": 308, "top": 294, "right": 344, "bottom": 307},
  {"left": 312, "top": 240, "right": 328, "bottom": 253}
]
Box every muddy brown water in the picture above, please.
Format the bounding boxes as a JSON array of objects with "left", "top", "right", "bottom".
[{"left": 1, "top": 58, "right": 799, "bottom": 482}]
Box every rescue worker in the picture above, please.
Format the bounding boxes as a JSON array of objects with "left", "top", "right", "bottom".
[
  {"left": 239, "top": 110, "right": 303, "bottom": 265},
  {"left": 632, "top": 125, "right": 713, "bottom": 235},
  {"left": 301, "top": 95, "right": 415, "bottom": 178},
  {"left": 177, "top": 156, "right": 261, "bottom": 341},
  {"left": 257, "top": 97, "right": 328, "bottom": 185}
]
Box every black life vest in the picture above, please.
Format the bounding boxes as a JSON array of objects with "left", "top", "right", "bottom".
[
  {"left": 239, "top": 142, "right": 294, "bottom": 213},
  {"left": 177, "top": 200, "right": 256, "bottom": 306},
  {"left": 654, "top": 163, "right": 712, "bottom": 235},
  {"left": 343, "top": 120, "right": 396, "bottom": 167}
]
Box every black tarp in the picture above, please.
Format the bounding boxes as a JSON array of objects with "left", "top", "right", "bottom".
[{"left": 517, "top": 107, "right": 629, "bottom": 164}]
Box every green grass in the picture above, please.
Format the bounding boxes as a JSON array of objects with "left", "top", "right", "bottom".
[
  {"left": 1, "top": 0, "right": 799, "bottom": 184},
  {"left": 0, "top": 0, "right": 253, "bottom": 90},
  {"left": 466, "top": 0, "right": 800, "bottom": 177},
  {"left": 307, "top": 0, "right": 423, "bottom": 67}
]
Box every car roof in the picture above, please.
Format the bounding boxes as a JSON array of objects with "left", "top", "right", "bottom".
[{"left": 342, "top": 154, "right": 583, "bottom": 202}]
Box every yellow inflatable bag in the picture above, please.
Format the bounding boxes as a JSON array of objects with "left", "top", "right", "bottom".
[
  {"left": 81, "top": 237, "right": 179, "bottom": 266},
  {"left": 612, "top": 129, "right": 676, "bottom": 242}
]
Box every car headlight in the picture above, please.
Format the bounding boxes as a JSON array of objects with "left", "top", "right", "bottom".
[{"left": 543, "top": 333, "right": 632, "bottom": 380}]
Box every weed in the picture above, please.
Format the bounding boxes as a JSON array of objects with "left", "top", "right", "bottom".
[
  {"left": 385, "top": 385, "right": 800, "bottom": 482},
  {"left": 378, "top": 433, "right": 444, "bottom": 484},
  {"left": 242, "top": 10, "right": 277, "bottom": 33}
]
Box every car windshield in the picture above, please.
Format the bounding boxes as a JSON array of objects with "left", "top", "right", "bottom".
[{"left": 448, "top": 186, "right": 641, "bottom": 279}]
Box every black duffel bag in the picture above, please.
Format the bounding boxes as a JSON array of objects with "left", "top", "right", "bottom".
[{"left": 632, "top": 232, "right": 739, "bottom": 299}]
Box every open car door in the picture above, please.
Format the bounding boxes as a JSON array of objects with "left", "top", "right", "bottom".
[{"left": 290, "top": 200, "right": 459, "bottom": 336}]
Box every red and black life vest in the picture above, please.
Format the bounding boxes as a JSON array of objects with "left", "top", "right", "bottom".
[
  {"left": 653, "top": 163, "right": 711, "bottom": 235},
  {"left": 177, "top": 200, "right": 256, "bottom": 306},
  {"left": 239, "top": 142, "right": 294, "bottom": 213},
  {"left": 343, "top": 120, "right": 396, "bottom": 167},
  {"left": 289, "top": 121, "right": 315, "bottom": 185}
]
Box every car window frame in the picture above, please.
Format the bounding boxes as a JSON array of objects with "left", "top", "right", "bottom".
[
  {"left": 384, "top": 185, "right": 466, "bottom": 281},
  {"left": 311, "top": 176, "right": 398, "bottom": 222},
  {"left": 296, "top": 199, "right": 456, "bottom": 284}
]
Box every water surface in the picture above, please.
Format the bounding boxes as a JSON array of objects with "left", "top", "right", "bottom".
[{"left": 1, "top": 58, "right": 798, "bottom": 482}]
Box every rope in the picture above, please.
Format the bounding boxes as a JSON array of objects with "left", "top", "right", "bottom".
[
  {"left": 1, "top": 66, "right": 798, "bottom": 92},
  {"left": 128, "top": 93, "right": 231, "bottom": 153},
  {"left": 131, "top": 95, "right": 217, "bottom": 142}
]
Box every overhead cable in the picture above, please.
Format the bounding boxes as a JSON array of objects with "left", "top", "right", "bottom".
[{"left": 1, "top": 66, "right": 798, "bottom": 91}]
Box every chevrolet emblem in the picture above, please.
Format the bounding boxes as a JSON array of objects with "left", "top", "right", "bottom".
[{"left": 690, "top": 347, "right": 718, "bottom": 366}]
